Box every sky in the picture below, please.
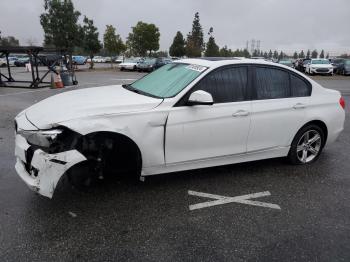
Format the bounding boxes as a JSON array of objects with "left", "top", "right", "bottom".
[{"left": 0, "top": 0, "right": 349, "bottom": 56}]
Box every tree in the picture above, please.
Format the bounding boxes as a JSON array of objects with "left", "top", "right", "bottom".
[
  {"left": 186, "top": 12, "right": 204, "bottom": 57},
  {"left": 0, "top": 35, "right": 19, "bottom": 46},
  {"left": 219, "top": 45, "right": 233, "bottom": 57},
  {"left": 103, "top": 25, "right": 126, "bottom": 67},
  {"left": 263, "top": 51, "right": 268, "bottom": 58},
  {"left": 40, "top": 0, "right": 81, "bottom": 52},
  {"left": 278, "top": 51, "right": 284, "bottom": 60},
  {"left": 293, "top": 51, "right": 298, "bottom": 59},
  {"left": 326, "top": 53, "right": 329, "bottom": 59},
  {"left": 299, "top": 50, "right": 305, "bottom": 58},
  {"left": 204, "top": 27, "right": 219, "bottom": 57},
  {"left": 252, "top": 49, "right": 259, "bottom": 57},
  {"left": 127, "top": 21, "right": 160, "bottom": 56},
  {"left": 306, "top": 49, "right": 311, "bottom": 59},
  {"left": 242, "top": 49, "right": 250, "bottom": 58},
  {"left": 320, "top": 49, "right": 325, "bottom": 58},
  {"left": 268, "top": 50, "right": 273, "bottom": 59},
  {"left": 311, "top": 49, "right": 318, "bottom": 58},
  {"left": 81, "top": 16, "right": 102, "bottom": 69},
  {"left": 273, "top": 50, "right": 278, "bottom": 59},
  {"left": 169, "top": 31, "right": 186, "bottom": 57}
]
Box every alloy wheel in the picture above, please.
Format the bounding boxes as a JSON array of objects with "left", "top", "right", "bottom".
[{"left": 296, "top": 130, "right": 322, "bottom": 163}]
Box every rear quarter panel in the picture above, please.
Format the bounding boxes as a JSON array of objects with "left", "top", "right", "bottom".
[{"left": 305, "top": 84, "right": 345, "bottom": 146}]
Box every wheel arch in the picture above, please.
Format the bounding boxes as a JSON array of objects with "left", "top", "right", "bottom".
[
  {"left": 77, "top": 131, "right": 143, "bottom": 171},
  {"left": 294, "top": 120, "right": 328, "bottom": 146}
]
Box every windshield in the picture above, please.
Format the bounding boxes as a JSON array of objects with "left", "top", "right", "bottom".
[
  {"left": 311, "top": 59, "right": 330, "bottom": 64},
  {"left": 345, "top": 60, "right": 350, "bottom": 65},
  {"left": 128, "top": 63, "right": 207, "bottom": 98}
]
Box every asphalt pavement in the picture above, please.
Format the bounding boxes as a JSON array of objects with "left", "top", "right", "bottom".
[{"left": 0, "top": 68, "right": 349, "bottom": 261}]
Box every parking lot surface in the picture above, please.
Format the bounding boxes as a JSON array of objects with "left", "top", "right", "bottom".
[{"left": 0, "top": 68, "right": 349, "bottom": 261}]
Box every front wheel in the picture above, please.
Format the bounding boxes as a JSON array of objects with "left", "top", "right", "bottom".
[{"left": 288, "top": 125, "right": 325, "bottom": 165}]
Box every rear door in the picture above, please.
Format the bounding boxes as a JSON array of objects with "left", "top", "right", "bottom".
[{"left": 247, "top": 66, "right": 311, "bottom": 152}]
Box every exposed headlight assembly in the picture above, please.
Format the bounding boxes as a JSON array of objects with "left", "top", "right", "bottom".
[
  {"left": 18, "top": 128, "right": 81, "bottom": 153},
  {"left": 19, "top": 129, "right": 63, "bottom": 148}
]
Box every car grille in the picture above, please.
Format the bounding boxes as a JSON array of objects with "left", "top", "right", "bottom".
[{"left": 316, "top": 68, "right": 329, "bottom": 73}]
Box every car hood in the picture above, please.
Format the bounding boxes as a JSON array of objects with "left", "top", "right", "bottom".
[{"left": 24, "top": 85, "right": 163, "bottom": 129}]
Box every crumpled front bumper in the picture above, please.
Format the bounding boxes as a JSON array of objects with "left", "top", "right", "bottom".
[{"left": 15, "top": 134, "right": 86, "bottom": 198}]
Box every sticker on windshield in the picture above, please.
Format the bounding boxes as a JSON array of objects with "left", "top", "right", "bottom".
[{"left": 186, "top": 64, "right": 207, "bottom": 72}]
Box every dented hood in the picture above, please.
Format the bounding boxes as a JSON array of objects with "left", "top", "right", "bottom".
[{"left": 25, "top": 85, "right": 163, "bottom": 129}]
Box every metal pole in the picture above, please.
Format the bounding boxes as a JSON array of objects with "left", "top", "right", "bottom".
[
  {"left": 5, "top": 52, "right": 14, "bottom": 81},
  {"left": 29, "top": 52, "right": 36, "bottom": 88}
]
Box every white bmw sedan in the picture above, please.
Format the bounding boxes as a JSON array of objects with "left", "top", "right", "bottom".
[{"left": 14, "top": 58, "right": 345, "bottom": 198}]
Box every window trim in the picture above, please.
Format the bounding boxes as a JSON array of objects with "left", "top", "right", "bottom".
[{"left": 174, "top": 64, "right": 253, "bottom": 107}]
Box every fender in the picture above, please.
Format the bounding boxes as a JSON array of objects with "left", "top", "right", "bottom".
[{"left": 59, "top": 110, "right": 169, "bottom": 168}]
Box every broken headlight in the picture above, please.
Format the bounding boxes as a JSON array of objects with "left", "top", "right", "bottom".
[
  {"left": 18, "top": 128, "right": 81, "bottom": 154},
  {"left": 19, "top": 129, "right": 63, "bottom": 148}
]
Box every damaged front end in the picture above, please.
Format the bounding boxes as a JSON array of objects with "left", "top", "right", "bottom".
[{"left": 14, "top": 120, "right": 86, "bottom": 198}]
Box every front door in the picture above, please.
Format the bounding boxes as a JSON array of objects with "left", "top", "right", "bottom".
[{"left": 165, "top": 66, "right": 252, "bottom": 164}]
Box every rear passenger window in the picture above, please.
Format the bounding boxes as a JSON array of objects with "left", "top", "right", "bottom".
[
  {"left": 195, "top": 66, "right": 248, "bottom": 103},
  {"left": 255, "top": 67, "right": 290, "bottom": 99},
  {"left": 291, "top": 74, "right": 311, "bottom": 97}
]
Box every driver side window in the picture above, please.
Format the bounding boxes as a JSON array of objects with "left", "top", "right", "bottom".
[{"left": 195, "top": 66, "right": 248, "bottom": 103}]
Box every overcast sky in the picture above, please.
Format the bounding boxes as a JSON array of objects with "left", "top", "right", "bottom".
[{"left": 0, "top": 0, "right": 349, "bottom": 55}]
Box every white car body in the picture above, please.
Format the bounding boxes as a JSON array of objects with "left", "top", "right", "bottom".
[
  {"left": 118, "top": 58, "right": 143, "bottom": 70},
  {"left": 14, "top": 59, "right": 345, "bottom": 198},
  {"left": 92, "top": 56, "right": 106, "bottom": 63},
  {"left": 0, "top": 57, "right": 17, "bottom": 67},
  {"left": 305, "top": 59, "right": 333, "bottom": 75}
]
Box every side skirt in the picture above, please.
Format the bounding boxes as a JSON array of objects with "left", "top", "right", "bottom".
[{"left": 141, "top": 147, "right": 290, "bottom": 176}]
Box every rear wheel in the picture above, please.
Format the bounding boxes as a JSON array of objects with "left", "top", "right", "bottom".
[{"left": 288, "top": 125, "right": 325, "bottom": 165}]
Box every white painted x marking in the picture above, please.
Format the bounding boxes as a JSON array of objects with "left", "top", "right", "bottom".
[{"left": 188, "top": 190, "right": 281, "bottom": 211}]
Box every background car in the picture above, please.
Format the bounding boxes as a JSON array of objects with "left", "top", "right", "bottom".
[
  {"left": 337, "top": 59, "right": 350, "bottom": 75},
  {"left": 302, "top": 58, "right": 311, "bottom": 72},
  {"left": 92, "top": 56, "right": 107, "bottom": 63},
  {"left": 137, "top": 57, "right": 171, "bottom": 72},
  {"left": 0, "top": 57, "right": 7, "bottom": 67},
  {"left": 0, "top": 56, "right": 18, "bottom": 67},
  {"left": 114, "top": 56, "right": 124, "bottom": 63},
  {"left": 118, "top": 58, "right": 143, "bottom": 71},
  {"left": 305, "top": 58, "right": 333, "bottom": 75},
  {"left": 278, "top": 59, "right": 294, "bottom": 68},
  {"left": 72, "top": 56, "right": 87, "bottom": 65},
  {"left": 14, "top": 57, "right": 30, "bottom": 67}
]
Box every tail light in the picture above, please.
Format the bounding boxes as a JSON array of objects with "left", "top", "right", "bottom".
[{"left": 340, "top": 97, "right": 345, "bottom": 109}]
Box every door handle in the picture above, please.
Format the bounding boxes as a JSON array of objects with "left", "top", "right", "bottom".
[
  {"left": 293, "top": 103, "right": 307, "bottom": 109},
  {"left": 232, "top": 110, "right": 249, "bottom": 117}
]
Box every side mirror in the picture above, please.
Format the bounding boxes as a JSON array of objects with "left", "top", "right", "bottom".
[{"left": 187, "top": 90, "right": 214, "bottom": 106}]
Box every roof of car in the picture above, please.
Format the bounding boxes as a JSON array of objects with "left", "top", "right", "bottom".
[{"left": 175, "top": 58, "right": 284, "bottom": 68}]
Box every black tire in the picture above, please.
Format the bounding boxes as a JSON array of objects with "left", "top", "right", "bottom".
[
  {"left": 288, "top": 124, "right": 325, "bottom": 165},
  {"left": 133, "top": 66, "right": 137, "bottom": 71},
  {"left": 67, "top": 160, "right": 100, "bottom": 191},
  {"left": 120, "top": 67, "right": 124, "bottom": 71}
]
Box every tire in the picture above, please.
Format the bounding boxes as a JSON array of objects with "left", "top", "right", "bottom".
[
  {"left": 133, "top": 66, "right": 137, "bottom": 71},
  {"left": 342, "top": 69, "right": 345, "bottom": 76},
  {"left": 67, "top": 160, "right": 100, "bottom": 191},
  {"left": 288, "top": 124, "right": 325, "bottom": 165},
  {"left": 120, "top": 67, "right": 124, "bottom": 71}
]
